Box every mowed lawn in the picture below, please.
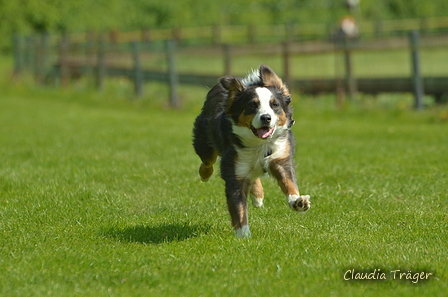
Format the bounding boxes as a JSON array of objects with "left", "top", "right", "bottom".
[{"left": 0, "top": 85, "right": 447, "bottom": 296}]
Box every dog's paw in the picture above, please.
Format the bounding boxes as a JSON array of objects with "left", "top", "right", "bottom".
[
  {"left": 288, "top": 195, "right": 310, "bottom": 212},
  {"left": 236, "top": 225, "right": 251, "bottom": 238},
  {"left": 250, "top": 194, "right": 264, "bottom": 208}
]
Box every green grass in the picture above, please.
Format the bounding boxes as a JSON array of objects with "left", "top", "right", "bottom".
[{"left": 1, "top": 64, "right": 448, "bottom": 296}]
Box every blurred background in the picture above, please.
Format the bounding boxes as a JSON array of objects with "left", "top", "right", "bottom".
[
  {"left": 2, "top": 0, "right": 448, "bottom": 39},
  {"left": 2, "top": 0, "right": 448, "bottom": 107}
]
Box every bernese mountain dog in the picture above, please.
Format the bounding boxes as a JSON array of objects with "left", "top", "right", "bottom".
[{"left": 193, "top": 65, "right": 310, "bottom": 237}]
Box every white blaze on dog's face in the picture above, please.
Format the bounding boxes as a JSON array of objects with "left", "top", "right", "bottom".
[
  {"left": 251, "top": 87, "right": 278, "bottom": 138},
  {"left": 252, "top": 88, "right": 278, "bottom": 123}
]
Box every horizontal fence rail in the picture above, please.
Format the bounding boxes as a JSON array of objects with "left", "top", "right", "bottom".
[{"left": 50, "top": 66, "right": 448, "bottom": 97}]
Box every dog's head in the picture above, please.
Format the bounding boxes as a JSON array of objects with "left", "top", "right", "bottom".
[{"left": 220, "top": 65, "right": 293, "bottom": 140}]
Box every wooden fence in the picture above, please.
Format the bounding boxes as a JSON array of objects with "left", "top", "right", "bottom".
[{"left": 12, "top": 26, "right": 448, "bottom": 108}]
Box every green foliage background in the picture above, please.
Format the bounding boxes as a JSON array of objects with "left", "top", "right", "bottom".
[{"left": 2, "top": 0, "right": 448, "bottom": 35}]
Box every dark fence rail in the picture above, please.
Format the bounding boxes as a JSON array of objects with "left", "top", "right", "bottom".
[{"left": 50, "top": 66, "right": 448, "bottom": 99}]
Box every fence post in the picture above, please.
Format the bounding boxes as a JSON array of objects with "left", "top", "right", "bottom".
[
  {"left": 343, "top": 39, "right": 357, "bottom": 100},
  {"left": 12, "top": 34, "right": 23, "bottom": 77},
  {"left": 141, "top": 28, "right": 151, "bottom": 51},
  {"left": 285, "top": 23, "right": 295, "bottom": 42},
  {"left": 109, "top": 29, "right": 119, "bottom": 46},
  {"left": 85, "top": 31, "right": 96, "bottom": 77},
  {"left": 223, "top": 44, "right": 231, "bottom": 75},
  {"left": 374, "top": 21, "right": 383, "bottom": 38},
  {"left": 173, "top": 28, "right": 182, "bottom": 43},
  {"left": 35, "top": 33, "right": 49, "bottom": 84},
  {"left": 248, "top": 25, "right": 256, "bottom": 43},
  {"left": 96, "top": 34, "right": 106, "bottom": 91},
  {"left": 59, "top": 34, "right": 70, "bottom": 87},
  {"left": 24, "top": 36, "right": 34, "bottom": 72},
  {"left": 132, "top": 41, "right": 144, "bottom": 98},
  {"left": 42, "top": 33, "right": 50, "bottom": 82},
  {"left": 212, "top": 25, "right": 221, "bottom": 45},
  {"left": 409, "top": 30, "right": 424, "bottom": 110},
  {"left": 334, "top": 39, "right": 346, "bottom": 108},
  {"left": 282, "top": 41, "right": 292, "bottom": 89},
  {"left": 34, "top": 35, "right": 41, "bottom": 83},
  {"left": 166, "top": 39, "right": 179, "bottom": 108}
]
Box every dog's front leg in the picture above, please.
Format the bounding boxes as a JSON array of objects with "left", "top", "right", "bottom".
[
  {"left": 269, "top": 159, "right": 310, "bottom": 213},
  {"left": 224, "top": 178, "right": 251, "bottom": 237}
]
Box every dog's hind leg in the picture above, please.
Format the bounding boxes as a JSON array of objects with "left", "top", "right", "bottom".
[
  {"left": 193, "top": 116, "right": 218, "bottom": 182},
  {"left": 198, "top": 150, "right": 218, "bottom": 182},
  {"left": 250, "top": 178, "right": 264, "bottom": 208}
]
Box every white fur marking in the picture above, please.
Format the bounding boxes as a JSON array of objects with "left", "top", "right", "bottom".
[
  {"left": 241, "top": 69, "right": 261, "bottom": 86},
  {"left": 233, "top": 123, "right": 289, "bottom": 180},
  {"left": 236, "top": 225, "right": 251, "bottom": 238},
  {"left": 253, "top": 88, "right": 278, "bottom": 129},
  {"left": 288, "top": 195, "right": 311, "bottom": 213},
  {"left": 250, "top": 193, "right": 264, "bottom": 208}
]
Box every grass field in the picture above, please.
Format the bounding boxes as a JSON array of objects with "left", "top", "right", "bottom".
[{"left": 1, "top": 60, "right": 447, "bottom": 296}]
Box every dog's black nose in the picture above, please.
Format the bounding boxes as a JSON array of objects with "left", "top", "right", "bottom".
[{"left": 260, "top": 114, "right": 271, "bottom": 125}]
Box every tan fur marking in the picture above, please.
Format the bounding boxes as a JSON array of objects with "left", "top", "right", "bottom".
[
  {"left": 201, "top": 150, "right": 218, "bottom": 167},
  {"left": 225, "top": 94, "right": 236, "bottom": 114},
  {"left": 199, "top": 163, "right": 214, "bottom": 181},
  {"left": 237, "top": 111, "right": 255, "bottom": 128},
  {"left": 270, "top": 155, "right": 299, "bottom": 196},
  {"left": 276, "top": 109, "right": 288, "bottom": 127},
  {"left": 279, "top": 178, "right": 299, "bottom": 196},
  {"left": 260, "top": 67, "right": 290, "bottom": 96},
  {"left": 235, "top": 204, "right": 247, "bottom": 229},
  {"left": 250, "top": 178, "right": 264, "bottom": 199},
  {"left": 198, "top": 150, "right": 218, "bottom": 181}
]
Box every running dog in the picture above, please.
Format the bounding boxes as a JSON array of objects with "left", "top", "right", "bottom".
[{"left": 192, "top": 65, "right": 310, "bottom": 237}]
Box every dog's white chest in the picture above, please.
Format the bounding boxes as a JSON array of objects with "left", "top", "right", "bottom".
[
  {"left": 235, "top": 146, "right": 270, "bottom": 180},
  {"left": 234, "top": 136, "right": 288, "bottom": 180}
]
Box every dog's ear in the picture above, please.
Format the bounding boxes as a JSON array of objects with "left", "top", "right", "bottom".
[
  {"left": 220, "top": 76, "right": 244, "bottom": 115},
  {"left": 259, "top": 64, "right": 290, "bottom": 96},
  {"left": 220, "top": 76, "right": 244, "bottom": 94}
]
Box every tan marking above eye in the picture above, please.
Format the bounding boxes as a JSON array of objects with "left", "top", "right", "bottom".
[
  {"left": 237, "top": 111, "right": 255, "bottom": 128},
  {"left": 270, "top": 99, "right": 280, "bottom": 107},
  {"left": 249, "top": 100, "right": 258, "bottom": 108}
]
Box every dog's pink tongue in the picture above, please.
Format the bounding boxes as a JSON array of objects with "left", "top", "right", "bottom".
[{"left": 257, "top": 127, "right": 273, "bottom": 139}]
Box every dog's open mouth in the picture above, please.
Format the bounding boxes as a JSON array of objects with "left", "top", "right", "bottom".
[{"left": 251, "top": 126, "right": 275, "bottom": 139}]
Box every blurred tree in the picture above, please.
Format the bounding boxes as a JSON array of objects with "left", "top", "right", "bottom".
[
  {"left": 1, "top": 0, "right": 448, "bottom": 49},
  {"left": 362, "top": 0, "right": 448, "bottom": 20}
]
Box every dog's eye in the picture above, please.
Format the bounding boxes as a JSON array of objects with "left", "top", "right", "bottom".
[
  {"left": 271, "top": 101, "right": 280, "bottom": 108},
  {"left": 249, "top": 101, "right": 258, "bottom": 108}
]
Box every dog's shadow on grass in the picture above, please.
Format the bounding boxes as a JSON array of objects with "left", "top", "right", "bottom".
[{"left": 103, "top": 222, "right": 210, "bottom": 245}]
